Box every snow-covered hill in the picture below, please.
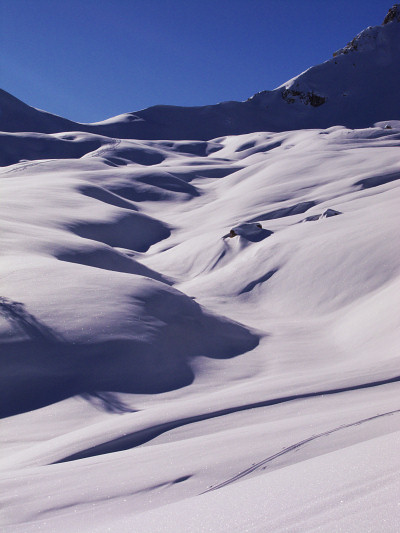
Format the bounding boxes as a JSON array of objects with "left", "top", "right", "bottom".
[
  {"left": 1, "top": 6, "right": 400, "bottom": 140},
  {"left": 1, "top": 5, "right": 400, "bottom": 533}
]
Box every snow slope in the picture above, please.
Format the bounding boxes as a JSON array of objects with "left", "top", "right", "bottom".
[
  {"left": 1, "top": 121, "right": 400, "bottom": 531},
  {"left": 1, "top": 6, "right": 400, "bottom": 533},
  {"left": 1, "top": 9, "right": 400, "bottom": 139}
]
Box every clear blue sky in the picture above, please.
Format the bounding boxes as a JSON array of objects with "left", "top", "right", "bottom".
[{"left": 0, "top": 0, "right": 391, "bottom": 123}]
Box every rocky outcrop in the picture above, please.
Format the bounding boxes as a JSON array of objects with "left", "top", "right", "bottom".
[
  {"left": 281, "top": 89, "right": 326, "bottom": 107},
  {"left": 334, "top": 4, "right": 400, "bottom": 57},
  {"left": 301, "top": 209, "right": 342, "bottom": 223},
  {"left": 383, "top": 4, "right": 400, "bottom": 24}
]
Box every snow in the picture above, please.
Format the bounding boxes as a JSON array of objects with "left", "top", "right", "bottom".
[
  {"left": 1, "top": 121, "right": 400, "bottom": 531},
  {"left": 1, "top": 7, "right": 400, "bottom": 533},
  {"left": 110, "top": 431, "right": 400, "bottom": 533}
]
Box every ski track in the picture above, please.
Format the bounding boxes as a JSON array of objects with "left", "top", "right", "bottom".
[
  {"left": 202, "top": 408, "right": 400, "bottom": 494},
  {"left": 87, "top": 138, "right": 121, "bottom": 158}
]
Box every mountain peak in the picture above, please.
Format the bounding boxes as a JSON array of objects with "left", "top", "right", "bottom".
[
  {"left": 333, "top": 4, "right": 400, "bottom": 58},
  {"left": 383, "top": 4, "right": 400, "bottom": 24}
]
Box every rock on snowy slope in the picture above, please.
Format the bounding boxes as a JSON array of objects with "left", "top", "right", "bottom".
[
  {"left": 225, "top": 223, "right": 273, "bottom": 242},
  {"left": 1, "top": 6, "right": 400, "bottom": 140}
]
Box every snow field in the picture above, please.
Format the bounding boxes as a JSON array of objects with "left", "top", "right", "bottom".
[{"left": 1, "top": 123, "right": 400, "bottom": 531}]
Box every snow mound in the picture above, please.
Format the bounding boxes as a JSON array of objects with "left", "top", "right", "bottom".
[
  {"left": 225, "top": 223, "right": 273, "bottom": 242},
  {"left": 0, "top": 269, "right": 258, "bottom": 418},
  {"left": 70, "top": 209, "right": 170, "bottom": 252}
]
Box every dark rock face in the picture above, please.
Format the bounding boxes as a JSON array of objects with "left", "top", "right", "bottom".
[
  {"left": 323, "top": 209, "right": 341, "bottom": 218},
  {"left": 281, "top": 89, "right": 326, "bottom": 107},
  {"left": 308, "top": 93, "right": 326, "bottom": 107},
  {"left": 383, "top": 4, "right": 400, "bottom": 25},
  {"left": 333, "top": 36, "right": 359, "bottom": 56}
]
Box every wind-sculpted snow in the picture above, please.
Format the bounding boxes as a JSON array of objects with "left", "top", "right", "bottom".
[{"left": 1, "top": 120, "right": 400, "bottom": 532}]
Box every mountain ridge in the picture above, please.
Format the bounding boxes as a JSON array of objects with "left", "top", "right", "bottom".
[{"left": 1, "top": 5, "right": 399, "bottom": 140}]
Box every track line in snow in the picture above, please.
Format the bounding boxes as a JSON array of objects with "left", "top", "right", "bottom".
[
  {"left": 87, "top": 138, "right": 121, "bottom": 158},
  {"left": 202, "top": 408, "right": 400, "bottom": 493},
  {"left": 1, "top": 159, "right": 54, "bottom": 175}
]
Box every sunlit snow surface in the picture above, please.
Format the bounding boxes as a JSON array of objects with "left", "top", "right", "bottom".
[{"left": 1, "top": 123, "right": 400, "bottom": 531}]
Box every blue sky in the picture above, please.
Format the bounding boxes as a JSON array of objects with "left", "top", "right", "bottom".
[{"left": 0, "top": 0, "right": 390, "bottom": 123}]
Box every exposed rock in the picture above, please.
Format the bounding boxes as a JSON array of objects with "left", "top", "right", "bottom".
[
  {"left": 383, "top": 4, "right": 400, "bottom": 24},
  {"left": 333, "top": 22, "right": 389, "bottom": 57},
  {"left": 301, "top": 208, "right": 342, "bottom": 223},
  {"left": 301, "top": 214, "right": 321, "bottom": 222},
  {"left": 282, "top": 89, "right": 326, "bottom": 107},
  {"left": 333, "top": 35, "right": 360, "bottom": 56},
  {"left": 309, "top": 93, "right": 326, "bottom": 107},
  {"left": 323, "top": 208, "right": 341, "bottom": 218}
]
